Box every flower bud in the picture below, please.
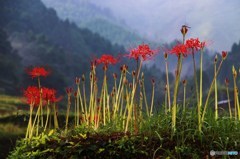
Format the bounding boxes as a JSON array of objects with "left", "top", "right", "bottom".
[
  {"left": 232, "top": 66, "right": 237, "bottom": 78},
  {"left": 181, "top": 25, "right": 189, "bottom": 36},
  {"left": 214, "top": 54, "right": 218, "bottom": 63},
  {"left": 75, "top": 77, "right": 80, "bottom": 85},
  {"left": 113, "top": 73, "right": 117, "bottom": 79},
  {"left": 81, "top": 75, "right": 85, "bottom": 82},
  {"left": 164, "top": 52, "right": 168, "bottom": 60},
  {"left": 182, "top": 79, "right": 187, "bottom": 86},
  {"left": 151, "top": 78, "right": 155, "bottom": 85},
  {"left": 222, "top": 51, "right": 227, "bottom": 60},
  {"left": 225, "top": 78, "right": 229, "bottom": 86},
  {"left": 132, "top": 71, "right": 136, "bottom": 77}
]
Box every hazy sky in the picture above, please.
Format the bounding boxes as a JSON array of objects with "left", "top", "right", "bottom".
[{"left": 91, "top": 0, "right": 240, "bottom": 52}]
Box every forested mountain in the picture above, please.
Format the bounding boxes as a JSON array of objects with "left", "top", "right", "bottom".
[
  {"left": 0, "top": 28, "right": 21, "bottom": 94},
  {"left": 0, "top": 0, "right": 125, "bottom": 94},
  {"left": 41, "top": 0, "right": 154, "bottom": 47}
]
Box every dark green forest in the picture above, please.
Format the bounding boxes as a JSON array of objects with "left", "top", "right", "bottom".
[{"left": 0, "top": 0, "right": 126, "bottom": 95}]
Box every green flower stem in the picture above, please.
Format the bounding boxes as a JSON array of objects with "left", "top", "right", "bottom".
[
  {"left": 226, "top": 85, "right": 232, "bottom": 119},
  {"left": 82, "top": 78, "right": 88, "bottom": 123},
  {"left": 236, "top": 90, "right": 240, "bottom": 121},
  {"left": 53, "top": 103, "right": 59, "bottom": 129},
  {"left": 201, "top": 59, "right": 224, "bottom": 122},
  {"left": 123, "top": 86, "right": 129, "bottom": 129},
  {"left": 233, "top": 67, "right": 238, "bottom": 120},
  {"left": 44, "top": 102, "right": 50, "bottom": 132},
  {"left": 183, "top": 84, "right": 186, "bottom": 112},
  {"left": 125, "top": 72, "right": 137, "bottom": 133},
  {"left": 113, "top": 72, "right": 124, "bottom": 120},
  {"left": 192, "top": 51, "right": 199, "bottom": 106},
  {"left": 165, "top": 60, "right": 171, "bottom": 112},
  {"left": 77, "top": 85, "right": 84, "bottom": 126},
  {"left": 150, "top": 83, "right": 155, "bottom": 116},
  {"left": 198, "top": 48, "right": 203, "bottom": 132},
  {"left": 25, "top": 104, "right": 33, "bottom": 139},
  {"left": 172, "top": 54, "right": 183, "bottom": 132},
  {"left": 142, "top": 78, "right": 149, "bottom": 117},
  {"left": 74, "top": 96, "right": 77, "bottom": 127},
  {"left": 65, "top": 94, "right": 71, "bottom": 134},
  {"left": 103, "top": 71, "right": 106, "bottom": 125},
  {"left": 165, "top": 88, "right": 167, "bottom": 114},
  {"left": 30, "top": 105, "right": 41, "bottom": 138},
  {"left": 214, "top": 61, "right": 218, "bottom": 120},
  {"left": 38, "top": 77, "right": 44, "bottom": 128}
]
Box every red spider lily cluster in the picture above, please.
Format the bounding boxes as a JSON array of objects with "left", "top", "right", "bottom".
[
  {"left": 170, "top": 43, "right": 189, "bottom": 57},
  {"left": 27, "top": 67, "right": 50, "bottom": 78},
  {"left": 95, "top": 54, "right": 119, "bottom": 66},
  {"left": 24, "top": 66, "right": 61, "bottom": 106},
  {"left": 170, "top": 38, "right": 207, "bottom": 57},
  {"left": 127, "top": 44, "right": 158, "bottom": 61},
  {"left": 24, "top": 86, "right": 60, "bottom": 106},
  {"left": 186, "top": 38, "right": 201, "bottom": 51}
]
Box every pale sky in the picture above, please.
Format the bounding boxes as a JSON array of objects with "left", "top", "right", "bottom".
[{"left": 92, "top": 0, "right": 240, "bottom": 52}]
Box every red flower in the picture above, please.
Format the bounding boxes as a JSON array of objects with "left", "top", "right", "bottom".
[
  {"left": 24, "top": 86, "right": 40, "bottom": 105},
  {"left": 127, "top": 44, "right": 158, "bottom": 61},
  {"left": 24, "top": 86, "right": 61, "bottom": 105},
  {"left": 27, "top": 67, "right": 50, "bottom": 78},
  {"left": 170, "top": 43, "right": 189, "bottom": 57},
  {"left": 186, "top": 38, "right": 201, "bottom": 51},
  {"left": 222, "top": 51, "right": 227, "bottom": 60},
  {"left": 95, "top": 54, "right": 119, "bottom": 66},
  {"left": 42, "top": 87, "right": 60, "bottom": 103}
]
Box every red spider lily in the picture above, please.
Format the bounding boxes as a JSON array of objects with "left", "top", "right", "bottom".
[
  {"left": 170, "top": 43, "right": 189, "bottom": 57},
  {"left": 186, "top": 38, "right": 201, "bottom": 51},
  {"left": 42, "top": 87, "right": 61, "bottom": 103},
  {"left": 24, "top": 86, "right": 40, "bottom": 105},
  {"left": 222, "top": 51, "right": 227, "bottom": 60},
  {"left": 127, "top": 44, "right": 158, "bottom": 61},
  {"left": 95, "top": 54, "right": 119, "bottom": 66},
  {"left": 24, "top": 86, "right": 61, "bottom": 105},
  {"left": 27, "top": 67, "right": 50, "bottom": 78}
]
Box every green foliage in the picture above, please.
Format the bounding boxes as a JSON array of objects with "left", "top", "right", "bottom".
[{"left": 8, "top": 108, "right": 240, "bottom": 158}]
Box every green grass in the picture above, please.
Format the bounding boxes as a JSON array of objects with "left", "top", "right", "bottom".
[
  {"left": 7, "top": 107, "right": 240, "bottom": 159},
  {"left": 0, "top": 94, "right": 26, "bottom": 118}
]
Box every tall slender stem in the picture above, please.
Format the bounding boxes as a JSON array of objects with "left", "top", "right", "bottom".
[
  {"left": 172, "top": 54, "right": 183, "bottom": 132},
  {"left": 198, "top": 48, "right": 203, "bottom": 132},
  {"left": 214, "top": 61, "right": 218, "bottom": 120},
  {"left": 192, "top": 50, "right": 199, "bottom": 106},
  {"left": 165, "top": 58, "right": 171, "bottom": 112},
  {"left": 201, "top": 59, "right": 224, "bottom": 122}
]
